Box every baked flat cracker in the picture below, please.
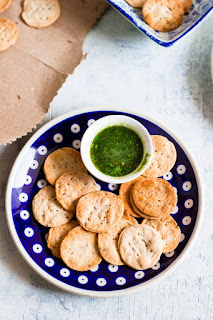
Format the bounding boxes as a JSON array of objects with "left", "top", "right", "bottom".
[
  {"left": 119, "top": 224, "right": 163, "bottom": 270},
  {"left": 55, "top": 171, "right": 97, "bottom": 212},
  {"left": 44, "top": 147, "right": 87, "bottom": 186},
  {"left": 143, "top": 0, "right": 184, "bottom": 32},
  {"left": 142, "top": 216, "right": 181, "bottom": 253},
  {"left": 22, "top": 0, "right": 60, "bottom": 28},
  {"left": 47, "top": 220, "right": 79, "bottom": 258},
  {"left": 143, "top": 135, "right": 177, "bottom": 178},
  {"left": 32, "top": 185, "right": 74, "bottom": 227},
  {"left": 76, "top": 191, "right": 124, "bottom": 233},
  {"left": 132, "top": 176, "right": 177, "bottom": 219},
  {"left": 0, "top": 18, "right": 18, "bottom": 52},
  {"left": 60, "top": 226, "right": 102, "bottom": 271}
]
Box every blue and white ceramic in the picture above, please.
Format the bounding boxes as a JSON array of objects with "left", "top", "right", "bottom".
[
  {"left": 106, "top": 0, "right": 213, "bottom": 47},
  {"left": 6, "top": 107, "right": 203, "bottom": 297}
]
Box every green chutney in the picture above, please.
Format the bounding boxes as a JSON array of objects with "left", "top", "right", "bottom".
[{"left": 90, "top": 125, "right": 144, "bottom": 177}]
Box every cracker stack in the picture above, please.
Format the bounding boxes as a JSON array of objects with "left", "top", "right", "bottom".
[{"left": 32, "top": 136, "right": 182, "bottom": 271}]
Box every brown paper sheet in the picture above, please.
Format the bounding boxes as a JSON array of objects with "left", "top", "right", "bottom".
[{"left": 0, "top": 0, "right": 108, "bottom": 144}]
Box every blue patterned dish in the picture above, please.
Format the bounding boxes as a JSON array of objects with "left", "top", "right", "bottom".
[
  {"left": 106, "top": 0, "right": 213, "bottom": 46},
  {"left": 6, "top": 107, "right": 203, "bottom": 297}
]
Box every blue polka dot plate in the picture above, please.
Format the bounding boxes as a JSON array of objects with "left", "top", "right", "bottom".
[{"left": 6, "top": 107, "right": 203, "bottom": 297}]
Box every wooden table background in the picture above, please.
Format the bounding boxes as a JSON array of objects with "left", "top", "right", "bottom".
[{"left": 0, "top": 8, "right": 212, "bottom": 320}]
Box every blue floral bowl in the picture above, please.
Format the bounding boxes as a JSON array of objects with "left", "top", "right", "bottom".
[
  {"left": 5, "top": 107, "right": 203, "bottom": 297},
  {"left": 106, "top": 0, "right": 213, "bottom": 46}
]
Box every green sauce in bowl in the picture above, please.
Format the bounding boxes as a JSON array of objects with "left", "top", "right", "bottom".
[{"left": 90, "top": 125, "right": 144, "bottom": 177}]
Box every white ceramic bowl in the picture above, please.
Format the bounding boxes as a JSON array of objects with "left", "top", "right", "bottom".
[{"left": 80, "top": 115, "right": 153, "bottom": 183}]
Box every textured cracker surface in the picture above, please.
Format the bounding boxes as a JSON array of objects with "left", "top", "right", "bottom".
[
  {"left": 119, "top": 176, "right": 143, "bottom": 218},
  {"left": 143, "top": 135, "right": 177, "bottom": 178},
  {"left": 60, "top": 226, "right": 102, "bottom": 271},
  {"left": 119, "top": 224, "right": 163, "bottom": 270},
  {"left": 55, "top": 171, "right": 97, "bottom": 212},
  {"left": 47, "top": 220, "right": 79, "bottom": 258},
  {"left": 76, "top": 191, "right": 124, "bottom": 233},
  {"left": 142, "top": 216, "right": 181, "bottom": 253},
  {"left": 143, "top": 0, "right": 184, "bottom": 32},
  {"left": 44, "top": 148, "right": 87, "bottom": 185},
  {"left": 32, "top": 185, "right": 74, "bottom": 227},
  {"left": 0, "top": 18, "right": 18, "bottom": 51},
  {"left": 132, "top": 176, "right": 177, "bottom": 219},
  {"left": 98, "top": 219, "right": 133, "bottom": 265},
  {"left": 22, "top": 0, "right": 60, "bottom": 28}
]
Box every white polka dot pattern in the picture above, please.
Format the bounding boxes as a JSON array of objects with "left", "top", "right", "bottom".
[
  {"left": 108, "top": 183, "right": 118, "bottom": 191},
  {"left": 115, "top": 277, "right": 126, "bottom": 285},
  {"left": 184, "top": 199, "right": 193, "bottom": 209},
  {"left": 33, "top": 244, "right": 43, "bottom": 253},
  {"left": 45, "top": 258, "right": 55, "bottom": 267},
  {"left": 37, "top": 145, "right": 47, "bottom": 155},
  {"left": 71, "top": 124, "right": 80, "bottom": 133},
  {"left": 108, "top": 265, "right": 119, "bottom": 272},
  {"left": 72, "top": 140, "right": 81, "bottom": 149},
  {"left": 20, "top": 210, "right": 30, "bottom": 220},
  {"left": 177, "top": 164, "right": 186, "bottom": 175},
  {"left": 53, "top": 133, "right": 63, "bottom": 143},
  {"left": 78, "top": 275, "right": 88, "bottom": 284},
  {"left": 24, "top": 227, "right": 34, "bottom": 237},
  {"left": 134, "top": 271, "right": 145, "bottom": 279},
  {"left": 60, "top": 268, "right": 70, "bottom": 277},
  {"left": 19, "top": 193, "right": 28, "bottom": 203},
  {"left": 163, "top": 171, "right": 173, "bottom": 180},
  {"left": 37, "top": 179, "right": 47, "bottom": 189},
  {"left": 182, "top": 216, "right": 192, "bottom": 225},
  {"left": 96, "top": 278, "right": 107, "bottom": 287}
]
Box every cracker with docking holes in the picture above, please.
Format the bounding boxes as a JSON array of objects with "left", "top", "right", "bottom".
[
  {"left": 119, "top": 224, "right": 163, "bottom": 270},
  {"left": 132, "top": 176, "right": 177, "bottom": 219},
  {"left": 60, "top": 226, "right": 102, "bottom": 271},
  {"left": 0, "top": 18, "right": 18, "bottom": 52},
  {"left": 55, "top": 171, "right": 98, "bottom": 212},
  {"left": 47, "top": 220, "right": 79, "bottom": 258},
  {"left": 119, "top": 176, "right": 143, "bottom": 218},
  {"left": 76, "top": 191, "right": 124, "bottom": 233},
  {"left": 142, "top": 0, "right": 184, "bottom": 32},
  {"left": 32, "top": 185, "right": 74, "bottom": 227},
  {"left": 142, "top": 216, "right": 181, "bottom": 253},
  {"left": 98, "top": 219, "right": 133, "bottom": 266},
  {"left": 44, "top": 147, "right": 87, "bottom": 186},
  {"left": 0, "top": 0, "right": 12, "bottom": 13},
  {"left": 143, "top": 135, "right": 177, "bottom": 178},
  {"left": 22, "top": 0, "right": 60, "bottom": 28},
  {"left": 130, "top": 188, "right": 159, "bottom": 219}
]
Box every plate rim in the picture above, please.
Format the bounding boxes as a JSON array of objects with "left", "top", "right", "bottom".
[{"left": 5, "top": 106, "right": 204, "bottom": 297}]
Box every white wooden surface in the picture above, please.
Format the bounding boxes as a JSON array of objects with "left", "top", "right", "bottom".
[{"left": 0, "top": 8, "right": 213, "bottom": 320}]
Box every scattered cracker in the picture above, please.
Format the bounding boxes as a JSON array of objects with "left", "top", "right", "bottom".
[
  {"left": 55, "top": 171, "right": 98, "bottom": 212},
  {"left": 119, "top": 224, "right": 163, "bottom": 270},
  {"left": 179, "top": 0, "right": 192, "bottom": 13},
  {"left": 132, "top": 176, "right": 177, "bottom": 219},
  {"left": 22, "top": 0, "right": 60, "bottom": 28},
  {"left": 125, "top": 0, "right": 146, "bottom": 7},
  {"left": 60, "top": 226, "right": 102, "bottom": 271},
  {"left": 76, "top": 191, "right": 124, "bottom": 233},
  {"left": 142, "top": 216, "right": 181, "bottom": 253},
  {"left": 98, "top": 219, "right": 133, "bottom": 266},
  {"left": 0, "top": 18, "right": 18, "bottom": 52},
  {"left": 43, "top": 147, "right": 87, "bottom": 186},
  {"left": 143, "top": 0, "right": 184, "bottom": 32},
  {"left": 0, "top": 0, "right": 12, "bottom": 13},
  {"left": 143, "top": 135, "right": 177, "bottom": 178},
  {"left": 119, "top": 176, "right": 143, "bottom": 218},
  {"left": 32, "top": 185, "right": 74, "bottom": 227},
  {"left": 47, "top": 220, "right": 79, "bottom": 258}
]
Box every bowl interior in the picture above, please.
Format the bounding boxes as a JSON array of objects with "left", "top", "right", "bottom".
[
  {"left": 106, "top": 0, "right": 213, "bottom": 45},
  {"left": 80, "top": 115, "right": 153, "bottom": 183},
  {"left": 6, "top": 109, "right": 201, "bottom": 296}
]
